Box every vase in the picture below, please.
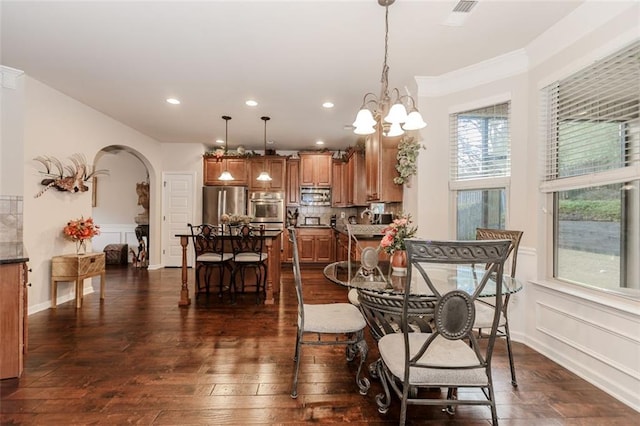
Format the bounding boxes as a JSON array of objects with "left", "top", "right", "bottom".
[
  {"left": 75, "top": 239, "right": 87, "bottom": 255},
  {"left": 390, "top": 249, "right": 407, "bottom": 275}
]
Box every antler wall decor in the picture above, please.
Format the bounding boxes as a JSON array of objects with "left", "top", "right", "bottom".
[{"left": 33, "top": 154, "right": 109, "bottom": 198}]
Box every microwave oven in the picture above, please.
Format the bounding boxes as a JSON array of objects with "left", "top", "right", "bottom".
[{"left": 300, "top": 188, "right": 331, "bottom": 206}]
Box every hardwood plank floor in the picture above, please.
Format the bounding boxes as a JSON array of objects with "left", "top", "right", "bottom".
[{"left": 1, "top": 264, "right": 638, "bottom": 425}]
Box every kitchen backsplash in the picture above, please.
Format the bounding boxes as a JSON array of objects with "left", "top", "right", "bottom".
[
  {"left": 0, "top": 195, "right": 23, "bottom": 243},
  {"left": 289, "top": 203, "right": 402, "bottom": 227}
]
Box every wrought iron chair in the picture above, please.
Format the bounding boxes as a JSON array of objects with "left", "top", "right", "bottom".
[
  {"left": 474, "top": 228, "right": 524, "bottom": 387},
  {"left": 361, "top": 239, "right": 510, "bottom": 425},
  {"left": 288, "top": 227, "right": 370, "bottom": 398},
  {"left": 230, "top": 224, "right": 268, "bottom": 303},
  {"left": 187, "top": 223, "right": 234, "bottom": 299}
]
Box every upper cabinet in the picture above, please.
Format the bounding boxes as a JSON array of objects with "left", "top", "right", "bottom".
[
  {"left": 347, "top": 150, "right": 368, "bottom": 206},
  {"left": 203, "top": 156, "right": 249, "bottom": 186},
  {"left": 331, "top": 159, "right": 347, "bottom": 207},
  {"left": 299, "top": 152, "right": 332, "bottom": 187},
  {"left": 286, "top": 158, "right": 300, "bottom": 206},
  {"left": 365, "top": 129, "right": 403, "bottom": 202},
  {"left": 248, "top": 156, "right": 286, "bottom": 192}
]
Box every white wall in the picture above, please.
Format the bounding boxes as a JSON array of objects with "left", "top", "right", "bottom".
[
  {"left": 414, "top": 2, "right": 640, "bottom": 411},
  {"left": 22, "top": 76, "right": 163, "bottom": 312},
  {"left": 1, "top": 67, "right": 24, "bottom": 196}
]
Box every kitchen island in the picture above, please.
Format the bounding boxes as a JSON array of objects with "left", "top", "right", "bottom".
[{"left": 174, "top": 229, "right": 282, "bottom": 306}]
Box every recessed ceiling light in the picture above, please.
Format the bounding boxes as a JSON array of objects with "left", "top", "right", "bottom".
[
  {"left": 267, "top": 140, "right": 275, "bottom": 145},
  {"left": 316, "top": 140, "right": 325, "bottom": 146},
  {"left": 322, "top": 102, "right": 334, "bottom": 109},
  {"left": 166, "top": 98, "right": 181, "bottom": 105},
  {"left": 245, "top": 100, "right": 258, "bottom": 107},
  {"left": 215, "top": 139, "right": 224, "bottom": 144}
]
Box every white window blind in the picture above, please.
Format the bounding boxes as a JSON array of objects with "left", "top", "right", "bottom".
[
  {"left": 542, "top": 40, "right": 640, "bottom": 183},
  {"left": 450, "top": 102, "right": 511, "bottom": 181}
]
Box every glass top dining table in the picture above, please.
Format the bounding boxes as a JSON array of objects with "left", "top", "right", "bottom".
[{"left": 323, "top": 260, "right": 523, "bottom": 297}]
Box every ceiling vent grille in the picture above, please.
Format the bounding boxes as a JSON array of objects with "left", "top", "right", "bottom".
[{"left": 452, "top": 0, "right": 478, "bottom": 13}]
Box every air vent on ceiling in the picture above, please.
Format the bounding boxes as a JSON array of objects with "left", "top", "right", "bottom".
[{"left": 452, "top": 0, "right": 478, "bottom": 13}]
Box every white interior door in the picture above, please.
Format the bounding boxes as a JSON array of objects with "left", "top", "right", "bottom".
[{"left": 162, "top": 172, "right": 195, "bottom": 267}]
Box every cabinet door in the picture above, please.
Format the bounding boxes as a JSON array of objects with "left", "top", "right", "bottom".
[
  {"left": 315, "top": 154, "right": 332, "bottom": 186},
  {"left": 331, "top": 160, "right": 346, "bottom": 207},
  {"left": 249, "top": 157, "right": 286, "bottom": 191},
  {"left": 286, "top": 159, "right": 300, "bottom": 206},
  {"left": 300, "top": 155, "right": 316, "bottom": 186},
  {"left": 315, "top": 233, "right": 334, "bottom": 262},
  {"left": 298, "top": 234, "right": 316, "bottom": 262},
  {"left": 268, "top": 157, "right": 286, "bottom": 191},
  {"left": 351, "top": 152, "right": 368, "bottom": 206},
  {"left": 0, "top": 263, "right": 24, "bottom": 379},
  {"left": 204, "top": 157, "right": 248, "bottom": 186}
]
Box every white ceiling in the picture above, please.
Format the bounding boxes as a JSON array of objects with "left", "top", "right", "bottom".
[{"left": 1, "top": 0, "right": 587, "bottom": 152}]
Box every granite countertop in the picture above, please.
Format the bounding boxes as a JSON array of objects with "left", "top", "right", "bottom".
[
  {"left": 0, "top": 242, "right": 29, "bottom": 264},
  {"left": 333, "top": 223, "right": 389, "bottom": 239}
]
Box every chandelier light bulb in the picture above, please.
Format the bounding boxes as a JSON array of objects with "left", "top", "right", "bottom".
[
  {"left": 386, "top": 122, "right": 404, "bottom": 137},
  {"left": 384, "top": 103, "right": 408, "bottom": 124},
  {"left": 402, "top": 111, "right": 427, "bottom": 131}
]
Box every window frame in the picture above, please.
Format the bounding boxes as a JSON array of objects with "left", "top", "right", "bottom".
[{"left": 449, "top": 98, "right": 512, "bottom": 238}]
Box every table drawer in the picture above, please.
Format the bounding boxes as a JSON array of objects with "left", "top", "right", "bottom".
[{"left": 52, "top": 253, "right": 105, "bottom": 278}]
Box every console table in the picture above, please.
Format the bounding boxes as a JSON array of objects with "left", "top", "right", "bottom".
[{"left": 51, "top": 252, "right": 106, "bottom": 308}]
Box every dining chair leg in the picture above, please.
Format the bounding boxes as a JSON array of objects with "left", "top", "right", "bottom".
[
  {"left": 291, "top": 330, "right": 302, "bottom": 399},
  {"left": 353, "top": 335, "right": 370, "bottom": 396},
  {"left": 504, "top": 320, "right": 518, "bottom": 386}
]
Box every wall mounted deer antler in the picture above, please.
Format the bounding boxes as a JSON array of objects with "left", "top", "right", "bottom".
[{"left": 33, "top": 154, "right": 109, "bottom": 198}]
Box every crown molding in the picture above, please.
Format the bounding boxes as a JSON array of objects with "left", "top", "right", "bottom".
[
  {"left": 1, "top": 66, "right": 24, "bottom": 89},
  {"left": 416, "top": 49, "right": 528, "bottom": 98}
]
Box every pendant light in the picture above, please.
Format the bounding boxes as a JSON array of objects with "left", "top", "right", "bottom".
[
  {"left": 256, "top": 116, "right": 272, "bottom": 182},
  {"left": 218, "top": 115, "right": 234, "bottom": 181}
]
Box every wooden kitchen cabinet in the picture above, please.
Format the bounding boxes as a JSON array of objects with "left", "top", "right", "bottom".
[
  {"left": 365, "top": 128, "right": 403, "bottom": 202},
  {"left": 0, "top": 262, "right": 28, "bottom": 379},
  {"left": 348, "top": 150, "right": 367, "bottom": 206},
  {"left": 248, "top": 156, "right": 286, "bottom": 191},
  {"left": 299, "top": 152, "right": 332, "bottom": 187},
  {"left": 203, "top": 156, "right": 249, "bottom": 186},
  {"left": 293, "top": 227, "right": 334, "bottom": 263},
  {"left": 286, "top": 158, "right": 300, "bottom": 206},
  {"left": 331, "top": 159, "right": 347, "bottom": 207}
]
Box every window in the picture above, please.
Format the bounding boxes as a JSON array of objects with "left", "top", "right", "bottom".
[
  {"left": 450, "top": 102, "right": 511, "bottom": 239},
  {"left": 541, "top": 40, "right": 640, "bottom": 293}
]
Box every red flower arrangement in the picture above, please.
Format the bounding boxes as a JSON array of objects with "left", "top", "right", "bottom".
[{"left": 63, "top": 217, "right": 100, "bottom": 241}]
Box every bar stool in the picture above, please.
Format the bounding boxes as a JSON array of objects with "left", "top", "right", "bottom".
[{"left": 230, "top": 224, "right": 268, "bottom": 303}]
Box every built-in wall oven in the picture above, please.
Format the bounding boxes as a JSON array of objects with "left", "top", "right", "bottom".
[{"left": 249, "top": 191, "right": 285, "bottom": 228}]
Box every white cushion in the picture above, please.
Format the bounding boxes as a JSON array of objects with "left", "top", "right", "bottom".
[
  {"left": 234, "top": 252, "right": 267, "bottom": 263},
  {"left": 302, "top": 303, "right": 366, "bottom": 334},
  {"left": 474, "top": 301, "right": 506, "bottom": 329},
  {"left": 197, "top": 253, "right": 233, "bottom": 262},
  {"left": 378, "top": 333, "right": 488, "bottom": 387}
]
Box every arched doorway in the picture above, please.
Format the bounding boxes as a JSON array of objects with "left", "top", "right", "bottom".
[{"left": 91, "top": 145, "right": 154, "bottom": 267}]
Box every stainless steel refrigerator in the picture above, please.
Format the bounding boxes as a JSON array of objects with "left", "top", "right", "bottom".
[{"left": 202, "top": 186, "right": 248, "bottom": 226}]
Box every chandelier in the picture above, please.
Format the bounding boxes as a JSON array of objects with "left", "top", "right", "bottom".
[
  {"left": 218, "top": 115, "right": 234, "bottom": 181},
  {"left": 352, "top": 0, "right": 427, "bottom": 137},
  {"left": 256, "top": 116, "right": 272, "bottom": 181}
]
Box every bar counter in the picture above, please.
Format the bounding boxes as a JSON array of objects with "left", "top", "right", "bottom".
[{"left": 174, "top": 230, "right": 282, "bottom": 306}]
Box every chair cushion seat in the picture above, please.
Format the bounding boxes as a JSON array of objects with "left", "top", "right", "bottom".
[
  {"left": 378, "top": 333, "right": 488, "bottom": 387},
  {"left": 197, "top": 253, "right": 233, "bottom": 263},
  {"left": 234, "top": 252, "right": 267, "bottom": 263},
  {"left": 302, "top": 303, "right": 366, "bottom": 334},
  {"left": 474, "top": 300, "right": 506, "bottom": 329}
]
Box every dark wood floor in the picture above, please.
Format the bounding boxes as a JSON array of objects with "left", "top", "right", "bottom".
[{"left": 1, "top": 264, "right": 638, "bottom": 425}]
